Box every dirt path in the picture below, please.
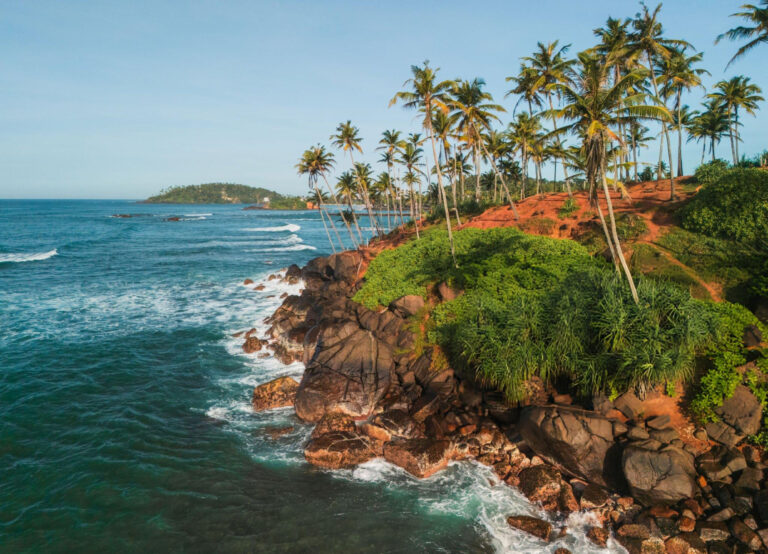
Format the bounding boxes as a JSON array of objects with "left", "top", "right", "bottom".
[{"left": 636, "top": 240, "right": 723, "bottom": 302}]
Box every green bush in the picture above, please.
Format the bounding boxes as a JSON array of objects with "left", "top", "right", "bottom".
[
  {"left": 681, "top": 168, "right": 768, "bottom": 244},
  {"left": 558, "top": 197, "right": 579, "bottom": 219},
  {"left": 693, "top": 159, "right": 730, "bottom": 186},
  {"left": 355, "top": 227, "right": 759, "bottom": 403}
]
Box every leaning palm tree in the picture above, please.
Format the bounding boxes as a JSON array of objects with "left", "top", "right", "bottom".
[
  {"left": 554, "top": 51, "right": 671, "bottom": 303},
  {"left": 717, "top": 1, "right": 768, "bottom": 66},
  {"left": 659, "top": 49, "right": 708, "bottom": 178},
  {"left": 390, "top": 61, "right": 458, "bottom": 266},
  {"left": 431, "top": 110, "right": 460, "bottom": 212},
  {"left": 451, "top": 78, "right": 519, "bottom": 217},
  {"left": 708, "top": 76, "right": 764, "bottom": 163},
  {"left": 330, "top": 120, "right": 379, "bottom": 234},
  {"left": 377, "top": 130, "right": 407, "bottom": 227},
  {"left": 296, "top": 148, "right": 343, "bottom": 252},
  {"left": 630, "top": 2, "right": 691, "bottom": 194},
  {"left": 336, "top": 171, "right": 364, "bottom": 242},
  {"left": 352, "top": 162, "right": 379, "bottom": 235},
  {"left": 508, "top": 112, "right": 542, "bottom": 199},
  {"left": 401, "top": 170, "right": 421, "bottom": 239}
]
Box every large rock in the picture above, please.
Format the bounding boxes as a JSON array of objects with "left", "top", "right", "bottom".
[
  {"left": 622, "top": 443, "right": 696, "bottom": 506},
  {"left": 518, "top": 405, "right": 620, "bottom": 488},
  {"left": 383, "top": 438, "right": 452, "bottom": 478},
  {"left": 506, "top": 515, "right": 552, "bottom": 542},
  {"left": 294, "top": 319, "right": 395, "bottom": 422},
  {"left": 252, "top": 376, "right": 299, "bottom": 411},
  {"left": 388, "top": 295, "right": 425, "bottom": 318},
  {"left": 304, "top": 431, "right": 380, "bottom": 469},
  {"left": 517, "top": 465, "right": 579, "bottom": 513},
  {"left": 361, "top": 409, "right": 424, "bottom": 442},
  {"left": 714, "top": 385, "right": 762, "bottom": 436}
]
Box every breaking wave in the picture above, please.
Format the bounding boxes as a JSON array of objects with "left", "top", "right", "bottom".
[
  {"left": 0, "top": 249, "right": 58, "bottom": 263},
  {"left": 242, "top": 224, "right": 301, "bottom": 232}
]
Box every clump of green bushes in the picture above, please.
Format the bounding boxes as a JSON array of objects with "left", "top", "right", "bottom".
[
  {"left": 693, "top": 159, "right": 730, "bottom": 186},
  {"left": 681, "top": 168, "right": 768, "bottom": 244},
  {"left": 354, "top": 227, "right": 762, "bottom": 403}
]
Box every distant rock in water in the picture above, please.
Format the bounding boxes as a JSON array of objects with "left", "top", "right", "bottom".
[{"left": 142, "top": 183, "right": 305, "bottom": 208}]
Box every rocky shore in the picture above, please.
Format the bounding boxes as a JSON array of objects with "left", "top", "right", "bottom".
[{"left": 245, "top": 250, "right": 768, "bottom": 553}]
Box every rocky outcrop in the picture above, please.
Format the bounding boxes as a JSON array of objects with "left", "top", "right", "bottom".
[
  {"left": 518, "top": 405, "right": 620, "bottom": 488},
  {"left": 506, "top": 515, "right": 552, "bottom": 542},
  {"left": 382, "top": 438, "right": 452, "bottom": 478},
  {"left": 304, "top": 431, "right": 381, "bottom": 468},
  {"left": 622, "top": 443, "right": 696, "bottom": 506},
  {"left": 252, "top": 376, "right": 299, "bottom": 411}
]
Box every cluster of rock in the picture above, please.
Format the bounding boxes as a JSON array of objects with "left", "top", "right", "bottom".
[{"left": 243, "top": 251, "right": 768, "bottom": 552}]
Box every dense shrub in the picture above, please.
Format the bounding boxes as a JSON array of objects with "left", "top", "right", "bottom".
[
  {"left": 558, "top": 197, "right": 578, "bottom": 219},
  {"left": 693, "top": 159, "right": 730, "bottom": 186},
  {"left": 355, "top": 227, "right": 759, "bottom": 403},
  {"left": 681, "top": 168, "right": 768, "bottom": 244}
]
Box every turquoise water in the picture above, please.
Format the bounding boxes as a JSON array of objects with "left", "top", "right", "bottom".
[{"left": 0, "top": 201, "right": 614, "bottom": 553}]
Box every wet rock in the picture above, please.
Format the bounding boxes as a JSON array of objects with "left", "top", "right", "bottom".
[
  {"left": 586, "top": 526, "right": 609, "bottom": 547},
  {"left": 304, "top": 431, "right": 379, "bottom": 469},
  {"left": 506, "top": 515, "right": 552, "bottom": 542},
  {"left": 517, "top": 465, "right": 577, "bottom": 513},
  {"left": 252, "top": 376, "right": 299, "bottom": 411},
  {"left": 311, "top": 412, "right": 356, "bottom": 438},
  {"left": 383, "top": 438, "right": 451, "bottom": 478},
  {"left": 284, "top": 264, "right": 302, "bottom": 284},
  {"left": 254, "top": 284, "right": 266, "bottom": 291},
  {"left": 243, "top": 278, "right": 254, "bottom": 285},
  {"left": 265, "top": 426, "right": 293, "bottom": 439},
  {"left": 243, "top": 335, "right": 265, "bottom": 353},
  {"left": 518, "top": 405, "right": 619, "bottom": 488},
  {"left": 388, "top": 295, "right": 425, "bottom": 318},
  {"left": 294, "top": 319, "right": 395, "bottom": 422},
  {"left": 622, "top": 443, "right": 696, "bottom": 506},
  {"left": 361, "top": 409, "right": 423, "bottom": 442},
  {"left": 580, "top": 483, "right": 610, "bottom": 510}
]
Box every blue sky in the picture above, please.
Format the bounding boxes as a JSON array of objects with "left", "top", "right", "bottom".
[{"left": 0, "top": 0, "right": 765, "bottom": 199}]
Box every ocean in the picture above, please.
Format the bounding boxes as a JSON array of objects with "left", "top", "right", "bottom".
[{"left": 0, "top": 200, "right": 616, "bottom": 553}]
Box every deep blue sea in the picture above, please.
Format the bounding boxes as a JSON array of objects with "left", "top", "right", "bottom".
[{"left": 0, "top": 200, "right": 613, "bottom": 553}]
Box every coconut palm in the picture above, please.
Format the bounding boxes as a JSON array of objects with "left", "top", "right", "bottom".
[
  {"left": 708, "top": 76, "right": 764, "bottom": 163},
  {"left": 521, "top": 41, "right": 576, "bottom": 187},
  {"left": 401, "top": 170, "right": 421, "bottom": 239},
  {"left": 508, "top": 112, "right": 542, "bottom": 199},
  {"left": 717, "top": 1, "right": 768, "bottom": 66},
  {"left": 431, "top": 110, "right": 460, "bottom": 213},
  {"left": 352, "top": 162, "right": 379, "bottom": 235},
  {"left": 330, "top": 120, "right": 379, "bottom": 234},
  {"left": 695, "top": 99, "right": 732, "bottom": 161},
  {"left": 630, "top": 2, "right": 691, "bottom": 194},
  {"left": 627, "top": 123, "right": 652, "bottom": 181},
  {"left": 451, "top": 79, "right": 519, "bottom": 218},
  {"left": 554, "top": 51, "right": 671, "bottom": 303},
  {"left": 398, "top": 141, "right": 424, "bottom": 234},
  {"left": 335, "top": 170, "right": 364, "bottom": 240},
  {"left": 296, "top": 148, "right": 343, "bottom": 252},
  {"left": 659, "top": 49, "right": 709, "bottom": 178},
  {"left": 390, "top": 61, "right": 458, "bottom": 265},
  {"left": 377, "top": 130, "right": 407, "bottom": 227}
]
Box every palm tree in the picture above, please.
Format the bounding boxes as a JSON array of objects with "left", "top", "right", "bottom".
[
  {"left": 390, "top": 61, "right": 458, "bottom": 266},
  {"left": 508, "top": 112, "right": 541, "bottom": 199},
  {"left": 431, "top": 110, "right": 460, "bottom": 213},
  {"left": 401, "top": 170, "right": 421, "bottom": 239},
  {"left": 708, "top": 76, "right": 764, "bottom": 163},
  {"left": 296, "top": 148, "right": 343, "bottom": 252},
  {"left": 627, "top": 123, "right": 652, "bottom": 181},
  {"left": 659, "top": 49, "right": 708, "bottom": 177},
  {"left": 630, "top": 2, "right": 691, "bottom": 196},
  {"left": 522, "top": 41, "right": 576, "bottom": 188},
  {"left": 377, "top": 130, "right": 407, "bottom": 227},
  {"left": 374, "top": 171, "right": 395, "bottom": 231},
  {"left": 685, "top": 110, "right": 709, "bottom": 165},
  {"left": 696, "top": 99, "right": 732, "bottom": 161},
  {"left": 336, "top": 171, "right": 364, "bottom": 241},
  {"left": 352, "top": 162, "right": 378, "bottom": 235},
  {"left": 398, "top": 141, "right": 423, "bottom": 234},
  {"left": 330, "top": 120, "right": 379, "bottom": 235},
  {"left": 717, "top": 1, "right": 768, "bottom": 66},
  {"left": 451, "top": 78, "right": 519, "bottom": 218},
  {"left": 554, "top": 51, "right": 670, "bottom": 303}
]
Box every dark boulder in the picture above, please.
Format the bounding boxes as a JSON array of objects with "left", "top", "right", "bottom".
[
  {"left": 383, "top": 438, "right": 452, "bottom": 478},
  {"left": 517, "top": 465, "right": 578, "bottom": 513},
  {"left": 252, "top": 376, "right": 299, "bottom": 411},
  {"left": 518, "top": 405, "right": 620, "bottom": 488},
  {"left": 388, "top": 295, "right": 425, "bottom": 318},
  {"left": 714, "top": 385, "right": 762, "bottom": 436},
  {"left": 294, "top": 319, "right": 394, "bottom": 422},
  {"left": 622, "top": 443, "right": 696, "bottom": 506},
  {"left": 304, "top": 430, "right": 380, "bottom": 469}
]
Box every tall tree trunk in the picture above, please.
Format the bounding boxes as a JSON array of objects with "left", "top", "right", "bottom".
[
  {"left": 601, "top": 170, "right": 639, "bottom": 303},
  {"left": 474, "top": 146, "right": 481, "bottom": 201},
  {"left": 321, "top": 174, "right": 358, "bottom": 248},
  {"left": 631, "top": 123, "right": 638, "bottom": 182},
  {"left": 734, "top": 108, "right": 741, "bottom": 162},
  {"left": 428, "top": 126, "right": 458, "bottom": 266},
  {"left": 477, "top": 128, "right": 520, "bottom": 219},
  {"left": 345, "top": 192, "right": 364, "bottom": 243},
  {"left": 349, "top": 151, "right": 380, "bottom": 236},
  {"left": 314, "top": 187, "right": 344, "bottom": 251},
  {"left": 314, "top": 191, "right": 337, "bottom": 254},
  {"left": 676, "top": 90, "right": 684, "bottom": 177},
  {"left": 646, "top": 53, "right": 675, "bottom": 199}
]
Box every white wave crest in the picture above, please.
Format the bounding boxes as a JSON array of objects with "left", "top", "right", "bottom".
[
  {"left": 242, "top": 224, "right": 301, "bottom": 232},
  {"left": 0, "top": 249, "right": 58, "bottom": 263},
  {"left": 247, "top": 244, "right": 316, "bottom": 253},
  {"left": 183, "top": 213, "right": 212, "bottom": 217}
]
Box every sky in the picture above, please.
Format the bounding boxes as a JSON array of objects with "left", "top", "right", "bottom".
[{"left": 0, "top": 0, "right": 765, "bottom": 199}]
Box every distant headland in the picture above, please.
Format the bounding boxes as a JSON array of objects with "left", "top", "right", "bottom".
[{"left": 142, "top": 183, "right": 307, "bottom": 209}]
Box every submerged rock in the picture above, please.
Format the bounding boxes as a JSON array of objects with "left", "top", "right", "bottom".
[{"left": 252, "top": 376, "right": 299, "bottom": 411}]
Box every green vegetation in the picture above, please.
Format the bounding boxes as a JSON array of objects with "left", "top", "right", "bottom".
[
  {"left": 681, "top": 168, "right": 768, "bottom": 244},
  {"left": 557, "top": 197, "right": 578, "bottom": 219},
  {"left": 693, "top": 159, "right": 729, "bottom": 185},
  {"left": 144, "top": 183, "right": 305, "bottom": 208},
  {"left": 354, "top": 227, "right": 762, "bottom": 403}
]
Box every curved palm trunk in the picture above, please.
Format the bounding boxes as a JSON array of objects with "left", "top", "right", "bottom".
[
  {"left": 321, "top": 174, "right": 358, "bottom": 249},
  {"left": 428, "top": 128, "right": 457, "bottom": 266},
  {"left": 676, "top": 90, "right": 684, "bottom": 177},
  {"left": 408, "top": 181, "right": 419, "bottom": 239},
  {"left": 477, "top": 129, "right": 519, "bottom": 220},
  {"left": 315, "top": 189, "right": 344, "bottom": 251},
  {"left": 349, "top": 151, "right": 380, "bottom": 236},
  {"left": 345, "top": 192, "right": 364, "bottom": 243},
  {"left": 601, "top": 171, "right": 639, "bottom": 303}
]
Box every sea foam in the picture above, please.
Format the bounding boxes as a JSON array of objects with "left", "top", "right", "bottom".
[
  {"left": 242, "top": 224, "right": 301, "bottom": 232},
  {"left": 0, "top": 249, "right": 58, "bottom": 263}
]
